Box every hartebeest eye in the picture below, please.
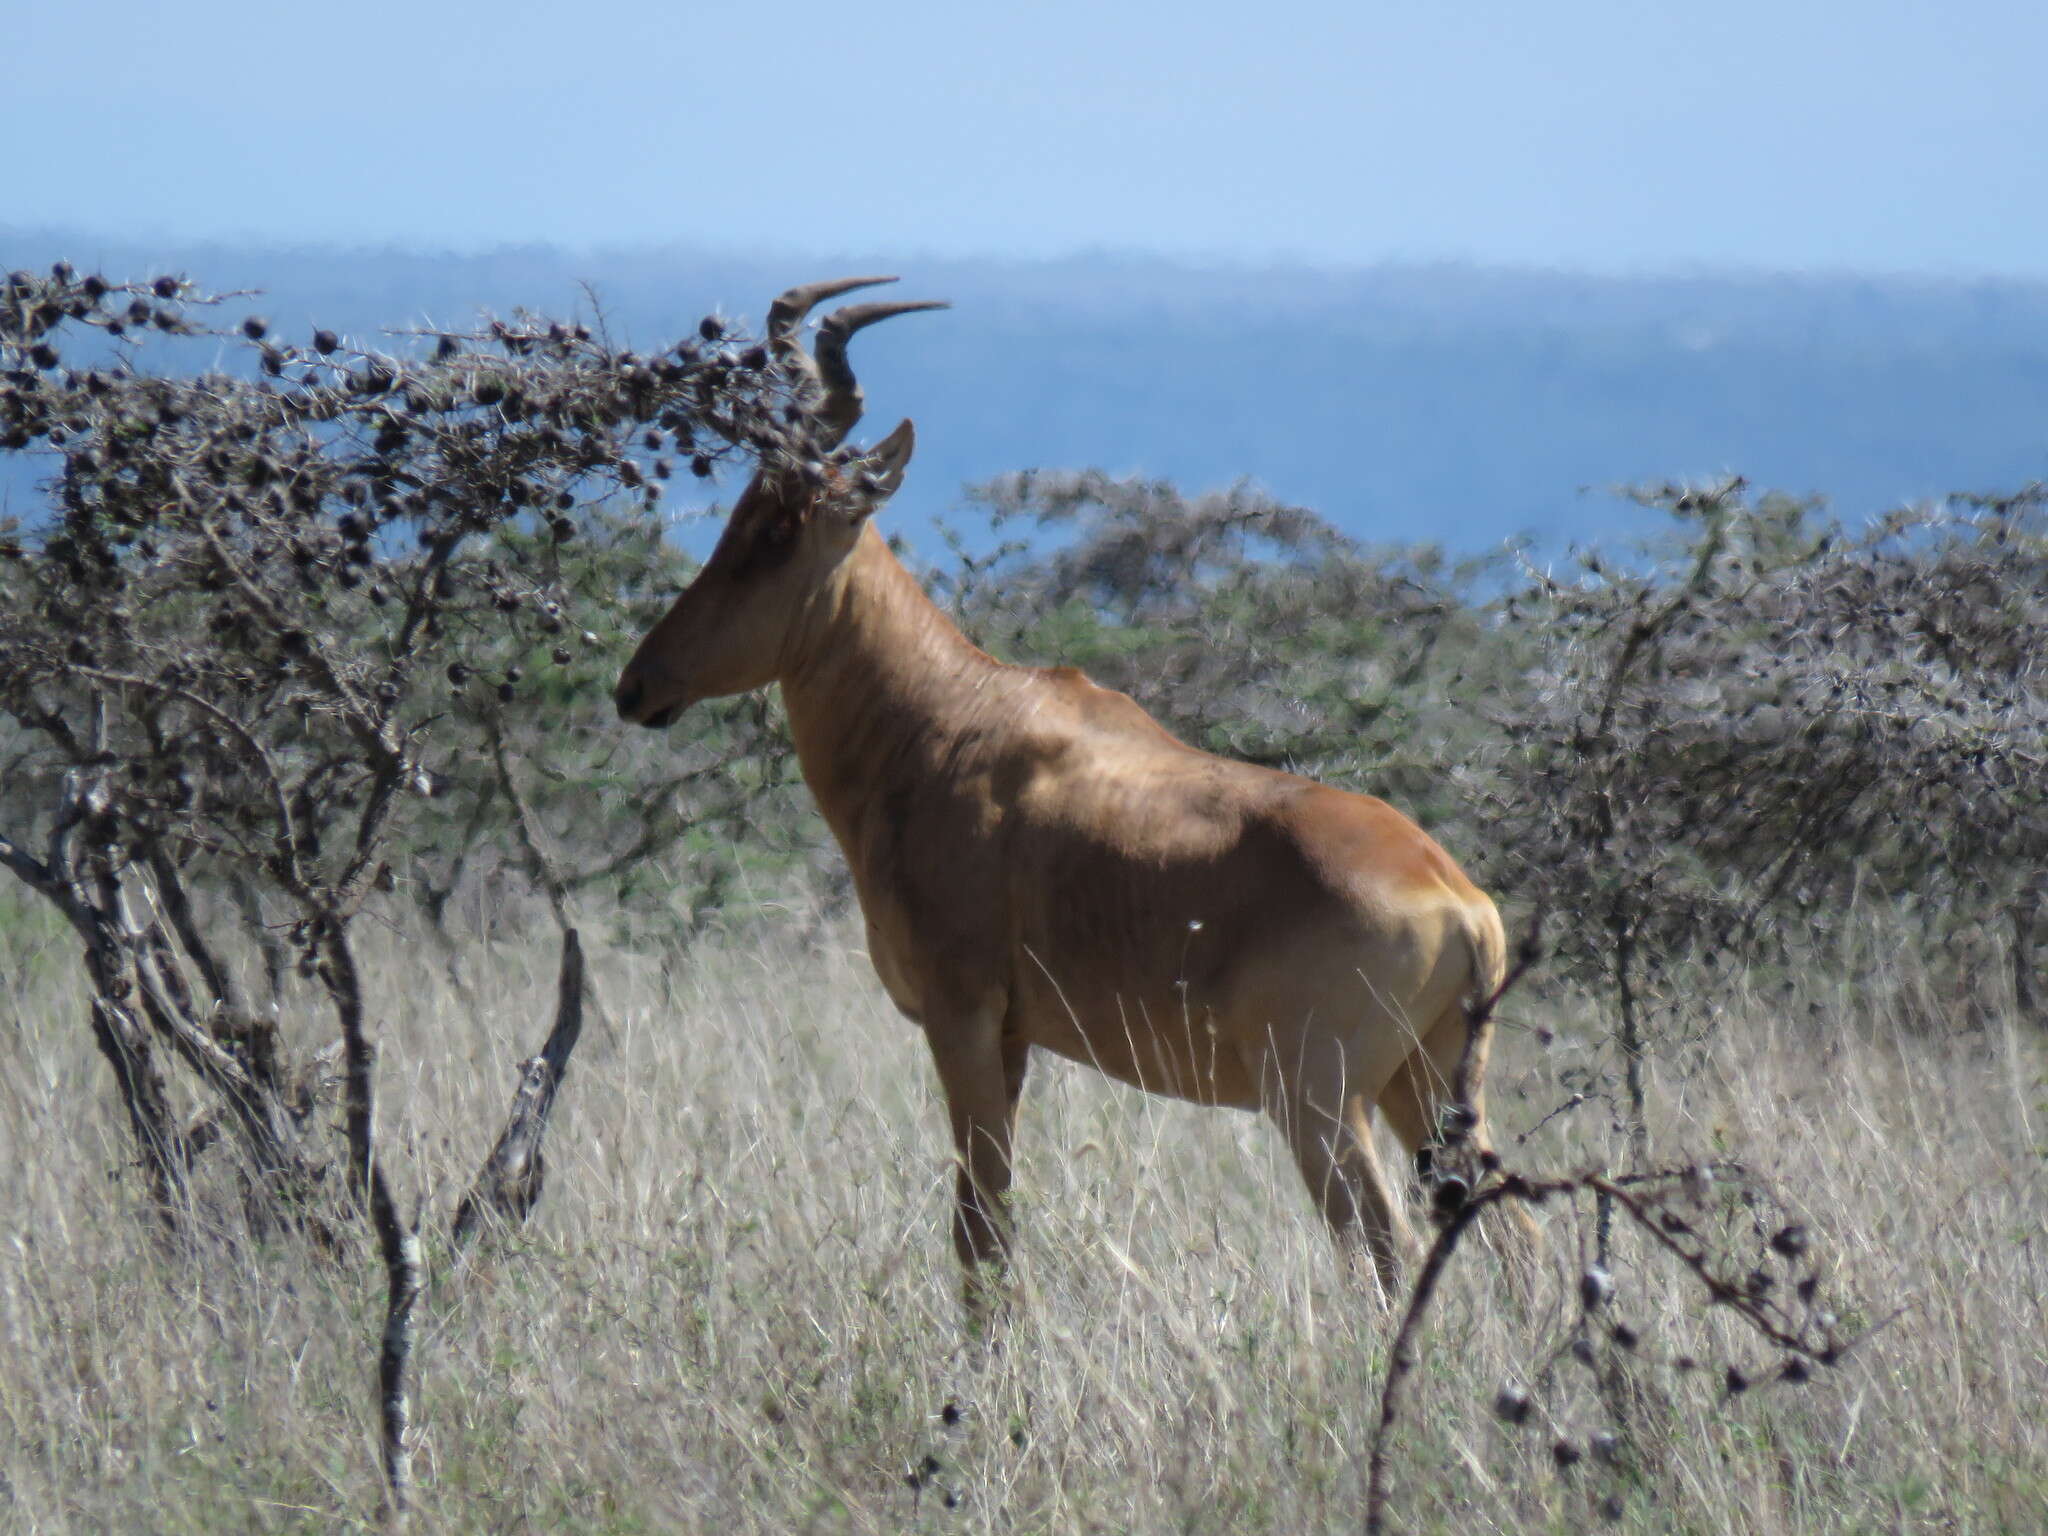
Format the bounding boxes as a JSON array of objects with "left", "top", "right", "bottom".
[{"left": 727, "top": 511, "right": 800, "bottom": 581}]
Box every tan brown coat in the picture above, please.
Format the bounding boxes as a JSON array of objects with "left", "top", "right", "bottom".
[{"left": 617, "top": 279, "right": 1523, "bottom": 1308}]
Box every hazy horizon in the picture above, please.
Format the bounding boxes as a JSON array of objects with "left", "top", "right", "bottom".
[
  {"left": 20, "top": 221, "right": 2048, "bottom": 291},
  {"left": 6, "top": 228, "right": 2044, "bottom": 556}
]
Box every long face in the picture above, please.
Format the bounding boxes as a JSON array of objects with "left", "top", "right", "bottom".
[
  {"left": 614, "top": 437, "right": 908, "bottom": 727},
  {"left": 612, "top": 276, "right": 940, "bottom": 729}
]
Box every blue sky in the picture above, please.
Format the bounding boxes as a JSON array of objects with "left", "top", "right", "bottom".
[{"left": 7, "top": 0, "right": 2046, "bottom": 275}]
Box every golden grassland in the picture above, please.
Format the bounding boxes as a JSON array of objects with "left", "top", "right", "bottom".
[{"left": 1, "top": 907, "right": 2043, "bottom": 1534}]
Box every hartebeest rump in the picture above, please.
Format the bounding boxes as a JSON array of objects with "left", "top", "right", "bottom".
[{"left": 617, "top": 278, "right": 1533, "bottom": 1308}]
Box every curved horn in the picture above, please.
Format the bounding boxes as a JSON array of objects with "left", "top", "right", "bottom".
[
  {"left": 811, "top": 299, "right": 950, "bottom": 444},
  {"left": 762, "top": 277, "right": 948, "bottom": 448},
  {"left": 766, "top": 275, "right": 898, "bottom": 356}
]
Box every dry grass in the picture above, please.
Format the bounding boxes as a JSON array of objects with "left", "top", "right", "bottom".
[{"left": 1, "top": 906, "right": 2043, "bottom": 1534}]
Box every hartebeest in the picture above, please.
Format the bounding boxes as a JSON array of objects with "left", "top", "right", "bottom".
[{"left": 617, "top": 278, "right": 1532, "bottom": 1308}]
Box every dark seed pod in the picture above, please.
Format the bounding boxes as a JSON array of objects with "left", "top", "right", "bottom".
[
  {"left": 1551, "top": 1439, "right": 1582, "bottom": 1470},
  {"left": 698, "top": 315, "right": 723, "bottom": 341},
  {"left": 151, "top": 276, "right": 180, "bottom": 298},
  {"left": 312, "top": 329, "right": 340, "bottom": 355},
  {"left": 242, "top": 315, "right": 268, "bottom": 340},
  {"left": 1492, "top": 1385, "right": 1533, "bottom": 1426},
  {"left": 1724, "top": 1366, "right": 1748, "bottom": 1396},
  {"left": 1579, "top": 1265, "right": 1614, "bottom": 1311},
  {"left": 1437, "top": 1102, "right": 1479, "bottom": 1139},
  {"left": 1769, "top": 1225, "right": 1809, "bottom": 1259},
  {"left": 1430, "top": 1172, "right": 1469, "bottom": 1216},
  {"left": 691, "top": 454, "right": 713, "bottom": 478}
]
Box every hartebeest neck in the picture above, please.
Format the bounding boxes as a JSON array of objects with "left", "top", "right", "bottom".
[{"left": 777, "top": 525, "right": 1028, "bottom": 835}]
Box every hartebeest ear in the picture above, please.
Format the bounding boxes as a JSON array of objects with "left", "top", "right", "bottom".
[{"left": 844, "top": 418, "right": 916, "bottom": 522}]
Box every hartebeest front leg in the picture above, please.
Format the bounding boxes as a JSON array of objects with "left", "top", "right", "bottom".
[{"left": 924, "top": 1012, "right": 1032, "bottom": 1321}]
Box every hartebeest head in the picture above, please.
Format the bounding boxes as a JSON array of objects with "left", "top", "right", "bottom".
[{"left": 614, "top": 277, "right": 946, "bottom": 728}]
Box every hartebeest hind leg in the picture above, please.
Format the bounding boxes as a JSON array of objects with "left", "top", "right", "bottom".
[
  {"left": 1378, "top": 1005, "right": 1544, "bottom": 1284},
  {"left": 1264, "top": 1051, "right": 1421, "bottom": 1300},
  {"left": 1376, "top": 1002, "right": 1493, "bottom": 1162},
  {"left": 924, "top": 1012, "right": 1032, "bottom": 1319}
]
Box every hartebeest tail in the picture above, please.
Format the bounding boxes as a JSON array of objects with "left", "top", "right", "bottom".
[{"left": 617, "top": 278, "right": 1538, "bottom": 1313}]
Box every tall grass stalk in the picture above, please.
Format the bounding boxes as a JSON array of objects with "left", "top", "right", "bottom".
[{"left": 1, "top": 911, "right": 2041, "bottom": 1533}]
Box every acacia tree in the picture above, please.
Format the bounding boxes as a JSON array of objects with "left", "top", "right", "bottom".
[
  {"left": 0, "top": 261, "right": 811, "bottom": 1517},
  {"left": 1489, "top": 480, "right": 2048, "bottom": 1189},
  {"left": 395, "top": 501, "right": 819, "bottom": 964}
]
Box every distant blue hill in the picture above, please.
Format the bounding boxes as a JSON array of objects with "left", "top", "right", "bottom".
[{"left": 5, "top": 230, "right": 2045, "bottom": 557}]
